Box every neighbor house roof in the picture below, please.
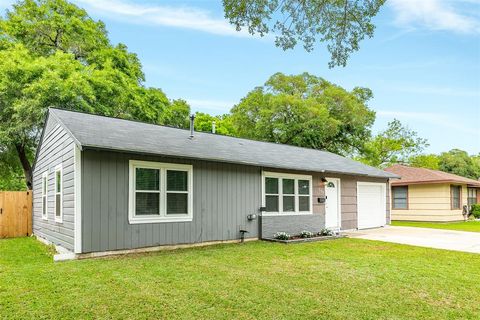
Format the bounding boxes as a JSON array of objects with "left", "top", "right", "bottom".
[
  {"left": 47, "top": 108, "right": 398, "bottom": 179},
  {"left": 385, "top": 164, "right": 480, "bottom": 187}
]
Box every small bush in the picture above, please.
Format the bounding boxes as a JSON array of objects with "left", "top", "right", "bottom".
[
  {"left": 471, "top": 204, "right": 480, "bottom": 219},
  {"left": 273, "top": 232, "right": 291, "bottom": 240},
  {"left": 318, "top": 228, "right": 334, "bottom": 236},
  {"left": 299, "top": 230, "right": 314, "bottom": 238}
]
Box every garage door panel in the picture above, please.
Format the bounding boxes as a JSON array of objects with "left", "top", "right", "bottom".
[{"left": 357, "top": 182, "right": 386, "bottom": 229}]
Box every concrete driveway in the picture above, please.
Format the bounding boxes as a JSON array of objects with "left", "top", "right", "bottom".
[{"left": 345, "top": 226, "right": 480, "bottom": 254}]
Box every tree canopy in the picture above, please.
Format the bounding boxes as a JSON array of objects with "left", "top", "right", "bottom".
[
  {"left": 408, "top": 154, "right": 440, "bottom": 170},
  {"left": 223, "top": 0, "right": 386, "bottom": 67},
  {"left": 0, "top": 0, "right": 190, "bottom": 189},
  {"left": 230, "top": 72, "right": 376, "bottom": 155},
  {"left": 357, "top": 119, "right": 429, "bottom": 168},
  {"left": 194, "top": 112, "right": 236, "bottom": 136},
  {"left": 438, "top": 149, "right": 480, "bottom": 180}
]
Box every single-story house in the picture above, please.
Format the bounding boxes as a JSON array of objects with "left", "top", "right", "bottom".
[
  {"left": 385, "top": 164, "right": 480, "bottom": 222},
  {"left": 33, "top": 108, "right": 398, "bottom": 255}
]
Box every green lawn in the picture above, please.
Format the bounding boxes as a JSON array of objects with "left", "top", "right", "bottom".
[
  {"left": 391, "top": 220, "right": 480, "bottom": 232},
  {"left": 1, "top": 238, "right": 479, "bottom": 319}
]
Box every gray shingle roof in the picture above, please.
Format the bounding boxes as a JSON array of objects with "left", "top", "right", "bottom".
[{"left": 50, "top": 108, "right": 398, "bottom": 179}]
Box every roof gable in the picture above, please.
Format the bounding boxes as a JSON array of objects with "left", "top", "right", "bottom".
[{"left": 48, "top": 108, "right": 398, "bottom": 179}]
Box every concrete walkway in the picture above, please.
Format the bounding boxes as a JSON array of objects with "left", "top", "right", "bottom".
[{"left": 344, "top": 226, "right": 480, "bottom": 254}]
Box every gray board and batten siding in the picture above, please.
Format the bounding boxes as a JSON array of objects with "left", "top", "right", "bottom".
[
  {"left": 32, "top": 115, "right": 76, "bottom": 251},
  {"left": 81, "top": 149, "right": 263, "bottom": 253},
  {"left": 32, "top": 108, "right": 395, "bottom": 253}
]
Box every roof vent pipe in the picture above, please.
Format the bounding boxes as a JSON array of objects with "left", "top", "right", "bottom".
[
  {"left": 212, "top": 121, "right": 216, "bottom": 134},
  {"left": 189, "top": 114, "right": 195, "bottom": 138}
]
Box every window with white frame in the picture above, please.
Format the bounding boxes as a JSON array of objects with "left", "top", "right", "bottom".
[
  {"left": 129, "top": 160, "right": 193, "bottom": 223},
  {"left": 54, "top": 165, "right": 62, "bottom": 222},
  {"left": 42, "top": 172, "right": 48, "bottom": 220},
  {"left": 263, "top": 172, "right": 312, "bottom": 215}
]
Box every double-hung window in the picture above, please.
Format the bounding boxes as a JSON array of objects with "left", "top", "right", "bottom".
[
  {"left": 467, "top": 188, "right": 477, "bottom": 207},
  {"left": 392, "top": 186, "right": 408, "bottom": 209},
  {"left": 451, "top": 185, "right": 461, "bottom": 209},
  {"left": 129, "top": 160, "right": 193, "bottom": 223},
  {"left": 54, "top": 165, "right": 62, "bottom": 222},
  {"left": 263, "top": 172, "right": 312, "bottom": 215},
  {"left": 42, "top": 172, "right": 48, "bottom": 220}
]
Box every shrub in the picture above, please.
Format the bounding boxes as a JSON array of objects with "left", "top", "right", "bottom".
[
  {"left": 318, "top": 228, "right": 334, "bottom": 236},
  {"left": 471, "top": 204, "right": 480, "bottom": 219},
  {"left": 273, "top": 232, "right": 290, "bottom": 240},
  {"left": 299, "top": 230, "right": 314, "bottom": 238}
]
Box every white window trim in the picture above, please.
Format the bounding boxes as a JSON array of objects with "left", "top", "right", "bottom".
[
  {"left": 261, "top": 171, "right": 313, "bottom": 216},
  {"left": 41, "top": 171, "right": 48, "bottom": 220},
  {"left": 54, "top": 164, "right": 63, "bottom": 223},
  {"left": 128, "top": 160, "right": 193, "bottom": 224}
]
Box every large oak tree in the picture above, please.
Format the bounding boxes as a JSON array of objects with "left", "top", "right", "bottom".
[
  {"left": 230, "top": 72, "right": 376, "bottom": 155},
  {"left": 0, "top": 0, "right": 190, "bottom": 189}
]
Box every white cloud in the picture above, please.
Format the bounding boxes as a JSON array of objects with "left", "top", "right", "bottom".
[
  {"left": 382, "top": 84, "right": 480, "bottom": 98},
  {"left": 185, "top": 98, "right": 235, "bottom": 113},
  {"left": 76, "top": 0, "right": 252, "bottom": 38},
  {"left": 377, "top": 110, "right": 479, "bottom": 135},
  {"left": 389, "top": 0, "right": 480, "bottom": 33}
]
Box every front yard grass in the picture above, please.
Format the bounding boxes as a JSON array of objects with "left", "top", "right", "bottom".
[
  {"left": 391, "top": 220, "right": 480, "bottom": 232},
  {"left": 1, "top": 237, "right": 479, "bottom": 319}
]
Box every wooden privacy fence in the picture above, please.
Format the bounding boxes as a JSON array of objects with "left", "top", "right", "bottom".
[{"left": 0, "top": 191, "right": 32, "bottom": 238}]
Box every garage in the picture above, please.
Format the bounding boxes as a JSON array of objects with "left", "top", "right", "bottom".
[{"left": 357, "top": 182, "right": 387, "bottom": 229}]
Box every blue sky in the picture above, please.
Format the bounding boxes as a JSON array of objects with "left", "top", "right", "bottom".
[{"left": 1, "top": 0, "right": 479, "bottom": 154}]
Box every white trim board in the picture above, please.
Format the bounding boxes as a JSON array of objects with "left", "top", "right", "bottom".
[{"left": 74, "top": 145, "right": 82, "bottom": 254}]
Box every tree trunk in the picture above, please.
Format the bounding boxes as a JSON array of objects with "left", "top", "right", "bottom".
[{"left": 15, "top": 143, "right": 32, "bottom": 190}]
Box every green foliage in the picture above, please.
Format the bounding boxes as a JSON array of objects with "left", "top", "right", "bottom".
[
  {"left": 358, "top": 119, "right": 428, "bottom": 168},
  {"left": 273, "top": 232, "right": 291, "bottom": 240},
  {"left": 299, "top": 230, "right": 314, "bottom": 238},
  {"left": 438, "top": 149, "right": 480, "bottom": 180},
  {"left": 0, "top": 146, "right": 27, "bottom": 190},
  {"left": 0, "top": 0, "right": 190, "bottom": 189},
  {"left": 318, "top": 228, "right": 334, "bottom": 236},
  {"left": 409, "top": 154, "right": 440, "bottom": 170},
  {"left": 471, "top": 204, "right": 480, "bottom": 219},
  {"left": 230, "top": 72, "right": 375, "bottom": 155},
  {"left": 194, "top": 112, "right": 236, "bottom": 136},
  {"left": 2, "top": 237, "right": 479, "bottom": 319},
  {"left": 223, "top": 0, "right": 386, "bottom": 68},
  {"left": 0, "top": 0, "right": 109, "bottom": 59},
  {"left": 391, "top": 220, "right": 480, "bottom": 232}
]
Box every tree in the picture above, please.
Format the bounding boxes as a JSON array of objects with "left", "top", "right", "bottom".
[
  {"left": 0, "top": 0, "right": 190, "bottom": 189},
  {"left": 223, "top": 0, "right": 386, "bottom": 67},
  {"left": 409, "top": 154, "right": 440, "bottom": 170},
  {"left": 438, "top": 149, "right": 480, "bottom": 180},
  {"left": 194, "top": 112, "right": 236, "bottom": 136},
  {"left": 358, "top": 119, "right": 428, "bottom": 168},
  {"left": 230, "top": 72, "right": 375, "bottom": 155},
  {"left": 0, "top": 146, "right": 27, "bottom": 190}
]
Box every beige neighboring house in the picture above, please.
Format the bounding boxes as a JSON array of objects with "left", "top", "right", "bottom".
[{"left": 385, "top": 165, "right": 480, "bottom": 222}]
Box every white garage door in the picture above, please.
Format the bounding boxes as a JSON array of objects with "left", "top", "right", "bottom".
[{"left": 357, "top": 182, "right": 387, "bottom": 229}]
